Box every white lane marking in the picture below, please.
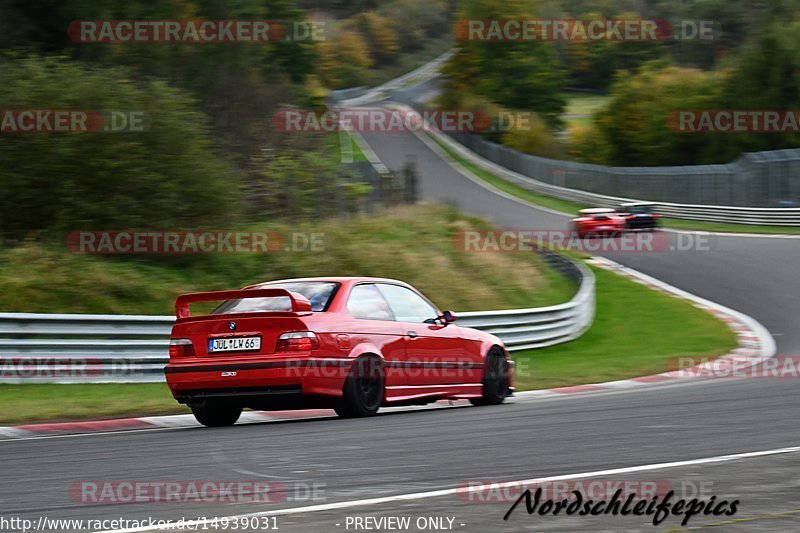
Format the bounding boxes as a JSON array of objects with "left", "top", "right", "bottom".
[
  {"left": 0, "top": 426, "right": 179, "bottom": 443},
  {"left": 94, "top": 444, "right": 800, "bottom": 533},
  {"left": 0, "top": 403, "right": 460, "bottom": 443},
  {"left": 350, "top": 131, "right": 384, "bottom": 167},
  {"left": 139, "top": 414, "right": 201, "bottom": 428},
  {"left": 667, "top": 229, "right": 800, "bottom": 239},
  {"left": 0, "top": 427, "right": 30, "bottom": 439}
]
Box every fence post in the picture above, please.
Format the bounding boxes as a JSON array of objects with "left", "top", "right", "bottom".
[{"left": 403, "top": 156, "right": 419, "bottom": 204}]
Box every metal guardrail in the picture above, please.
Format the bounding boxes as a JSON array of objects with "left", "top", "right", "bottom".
[
  {"left": 457, "top": 253, "right": 594, "bottom": 351},
  {"left": 0, "top": 257, "right": 595, "bottom": 383},
  {"left": 0, "top": 313, "right": 174, "bottom": 383},
  {"left": 330, "top": 50, "right": 454, "bottom": 107}
]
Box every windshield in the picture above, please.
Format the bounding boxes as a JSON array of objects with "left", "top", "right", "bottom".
[{"left": 212, "top": 282, "right": 339, "bottom": 314}]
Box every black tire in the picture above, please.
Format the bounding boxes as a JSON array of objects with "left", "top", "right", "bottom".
[
  {"left": 191, "top": 403, "right": 242, "bottom": 427},
  {"left": 335, "top": 356, "right": 384, "bottom": 418},
  {"left": 470, "top": 349, "right": 510, "bottom": 406}
]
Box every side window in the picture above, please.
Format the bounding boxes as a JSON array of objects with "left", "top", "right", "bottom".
[
  {"left": 347, "top": 284, "right": 394, "bottom": 321},
  {"left": 376, "top": 284, "right": 438, "bottom": 323}
]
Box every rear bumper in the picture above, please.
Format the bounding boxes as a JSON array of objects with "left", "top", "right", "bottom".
[
  {"left": 165, "top": 357, "right": 353, "bottom": 405},
  {"left": 626, "top": 217, "right": 659, "bottom": 229},
  {"left": 577, "top": 228, "right": 624, "bottom": 237}
]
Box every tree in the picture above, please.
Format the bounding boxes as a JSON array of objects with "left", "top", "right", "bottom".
[
  {"left": 248, "top": 150, "right": 370, "bottom": 219},
  {"left": 0, "top": 55, "right": 238, "bottom": 236},
  {"left": 357, "top": 11, "right": 400, "bottom": 63},
  {"left": 317, "top": 30, "right": 373, "bottom": 88},
  {"left": 443, "top": 0, "right": 567, "bottom": 128},
  {"left": 560, "top": 11, "right": 668, "bottom": 91},
  {"left": 380, "top": 0, "right": 450, "bottom": 51},
  {"left": 500, "top": 112, "right": 563, "bottom": 159},
  {"left": 717, "top": 19, "right": 800, "bottom": 154},
  {"left": 584, "top": 62, "right": 727, "bottom": 165}
]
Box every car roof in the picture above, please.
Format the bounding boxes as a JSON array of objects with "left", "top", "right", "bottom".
[
  {"left": 579, "top": 208, "right": 617, "bottom": 215},
  {"left": 246, "top": 277, "right": 411, "bottom": 288}
]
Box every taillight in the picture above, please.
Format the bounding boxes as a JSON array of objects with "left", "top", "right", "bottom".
[
  {"left": 276, "top": 331, "right": 320, "bottom": 352},
  {"left": 169, "top": 338, "right": 195, "bottom": 358}
]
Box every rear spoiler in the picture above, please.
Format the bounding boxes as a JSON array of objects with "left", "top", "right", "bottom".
[{"left": 174, "top": 288, "right": 312, "bottom": 319}]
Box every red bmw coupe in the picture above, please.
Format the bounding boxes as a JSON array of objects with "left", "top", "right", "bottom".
[
  {"left": 165, "top": 278, "right": 513, "bottom": 427},
  {"left": 570, "top": 208, "right": 628, "bottom": 237}
]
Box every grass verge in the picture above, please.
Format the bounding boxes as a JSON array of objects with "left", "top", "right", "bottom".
[
  {"left": 0, "top": 383, "right": 188, "bottom": 425},
  {"left": 429, "top": 134, "right": 800, "bottom": 235},
  {"left": 661, "top": 218, "right": 800, "bottom": 235},
  {"left": 0, "top": 205, "right": 575, "bottom": 315},
  {"left": 561, "top": 90, "right": 609, "bottom": 129},
  {"left": 330, "top": 131, "right": 368, "bottom": 163},
  {"left": 512, "top": 266, "right": 738, "bottom": 390}
]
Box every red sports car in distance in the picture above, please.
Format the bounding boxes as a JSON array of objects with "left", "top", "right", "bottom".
[
  {"left": 166, "top": 277, "right": 513, "bottom": 427},
  {"left": 571, "top": 208, "right": 628, "bottom": 237}
]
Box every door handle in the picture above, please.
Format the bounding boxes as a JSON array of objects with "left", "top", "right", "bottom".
[{"left": 407, "top": 331, "right": 418, "bottom": 338}]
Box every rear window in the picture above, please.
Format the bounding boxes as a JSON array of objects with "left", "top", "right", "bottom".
[{"left": 212, "top": 282, "right": 339, "bottom": 314}]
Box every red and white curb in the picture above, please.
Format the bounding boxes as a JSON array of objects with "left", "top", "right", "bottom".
[
  {"left": 0, "top": 409, "right": 338, "bottom": 438},
  {"left": 0, "top": 258, "right": 775, "bottom": 440},
  {"left": 0, "top": 402, "right": 474, "bottom": 439}
]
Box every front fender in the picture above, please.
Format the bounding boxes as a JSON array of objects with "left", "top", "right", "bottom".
[{"left": 465, "top": 329, "right": 513, "bottom": 391}]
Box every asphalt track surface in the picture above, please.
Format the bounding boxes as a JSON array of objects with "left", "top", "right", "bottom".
[{"left": 4, "top": 120, "right": 800, "bottom": 532}]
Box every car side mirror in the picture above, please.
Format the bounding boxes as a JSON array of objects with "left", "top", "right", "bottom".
[{"left": 440, "top": 310, "right": 456, "bottom": 325}]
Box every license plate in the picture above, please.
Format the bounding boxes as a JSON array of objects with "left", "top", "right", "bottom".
[{"left": 208, "top": 336, "right": 261, "bottom": 353}]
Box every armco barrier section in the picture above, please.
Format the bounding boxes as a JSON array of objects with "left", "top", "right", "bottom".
[
  {"left": 0, "top": 257, "right": 594, "bottom": 383},
  {"left": 457, "top": 252, "right": 594, "bottom": 351}
]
